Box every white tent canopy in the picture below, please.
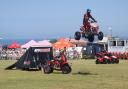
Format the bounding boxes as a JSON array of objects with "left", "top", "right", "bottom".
[
  {"left": 21, "top": 40, "right": 38, "bottom": 48},
  {"left": 38, "top": 40, "right": 52, "bottom": 46},
  {"left": 21, "top": 40, "right": 52, "bottom": 49}
]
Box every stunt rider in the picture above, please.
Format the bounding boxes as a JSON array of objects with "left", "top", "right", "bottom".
[
  {"left": 81, "top": 9, "right": 97, "bottom": 35},
  {"left": 74, "top": 8, "right": 104, "bottom": 42}
]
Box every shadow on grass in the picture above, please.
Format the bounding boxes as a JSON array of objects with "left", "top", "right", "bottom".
[
  {"left": 5, "top": 68, "right": 41, "bottom": 72},
  {"left": 72, "top": 72, "right": 98, "bottom": 75}
]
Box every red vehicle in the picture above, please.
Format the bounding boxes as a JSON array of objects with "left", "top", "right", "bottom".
[
  {"left": 74, "top": 21, "right": 104, "bottom": 42},
  {"left": 103, "top": 52, "right": 119, "bottom": 64},
  {"left": 43, "top": 51, "right": 72, "bottom": 74},
  {"left": 95, "top": 51, "right": 119, "bottom": 64},
  {"left": 95, "top": 52, "right": 108, "bottom": 64}
]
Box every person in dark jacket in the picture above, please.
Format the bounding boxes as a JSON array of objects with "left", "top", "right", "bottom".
[{"left": 83, "top": 9, "right": 97, "bottom": 30}]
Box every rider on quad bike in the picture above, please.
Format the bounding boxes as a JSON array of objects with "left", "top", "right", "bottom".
[
  {"left": 43, "top": 49, "right": 72, "bottom": 74},
  {"left": 74, "top": 9, "right": 104, "bottom": 42},
  {"left": 83, "top": 9, "right": 97, "bottom": 32}
]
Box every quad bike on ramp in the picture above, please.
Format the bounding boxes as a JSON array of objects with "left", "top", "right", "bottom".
[{"left": 74, "top": 21, "right": 104, "bottom": 42}]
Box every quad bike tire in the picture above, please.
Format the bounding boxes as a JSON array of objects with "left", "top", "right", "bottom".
[
  {"left": 107, "top": 59, "right": 111, "bottom": 64},
  {"left": 98, "top": 31, "right": 104, "bottom": 40},
  {"left": 61, "top": 64, "right": 72, "bottom": 74},
  {"left": 74, "top": 31, "right": 81, "bottom": 40},
  {"left": 103, "top": 59, "right": 107, "bottom": 64},
  {"left": 96, "top": 59, "right": 100, "bottom": 64},
  {"left": 115, "top": 59, "right": 119, "bottom": 64},
  {"left": 43, "top": 65, "right": 53, "bottom": 74},
  {"left": 111, "top": 58, "right": 116, "bottom": 64},
  {"left": 88, "top": 33, "right": 94, "bottom": 42}
]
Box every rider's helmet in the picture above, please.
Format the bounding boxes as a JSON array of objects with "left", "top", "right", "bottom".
[{"left": 87, "top": 9, "right": 91, "bottom": 13}]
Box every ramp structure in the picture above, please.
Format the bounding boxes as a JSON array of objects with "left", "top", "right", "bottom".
[{"left": 5, "top": 46, "right": 53, "bottom": 70}]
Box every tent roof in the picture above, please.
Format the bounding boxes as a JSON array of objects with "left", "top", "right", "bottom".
[
  {"left": 22, "top": 40, "right": 52, "bottom": 48},
  {"left": 38, "top": 40, "right": 52, "bottom": 46},
  {"left": 21, "top": 40, "right": 38, "bottom": 48},
  {"left": 8, "top": 42, "right": 21, "bottom": 49},
  {"left": 53, "top": 38, "right": 74, "bottom": 50}
]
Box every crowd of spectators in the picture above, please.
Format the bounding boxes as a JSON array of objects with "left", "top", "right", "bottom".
[
  {"left": 0, "top": 46, "right": 25, "bottom": 60},
  {"left": 0, "top": 45, "right": 82, "bottom": 60}
]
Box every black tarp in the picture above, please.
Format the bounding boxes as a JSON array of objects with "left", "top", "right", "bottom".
[{"left": 5, "top": 46, "right": 53, "bottom": 70}]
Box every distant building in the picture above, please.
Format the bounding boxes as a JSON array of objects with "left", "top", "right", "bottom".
[
  {"left": 97, "top": 36, "right": 128, "bottom": 53},
  {"left": 108, "top": 39, "right": 128, "bottom": 53},
  {"left": 65, "top": 36, "right": 128, "bottom": 53}
]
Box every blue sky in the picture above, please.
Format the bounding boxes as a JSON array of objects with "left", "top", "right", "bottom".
[{"left": 0, "top": 0, "right": 128, "bottom": 39}]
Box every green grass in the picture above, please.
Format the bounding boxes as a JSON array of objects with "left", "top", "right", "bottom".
[{"left": 0, "top": 60, "right": 128, "bottom": 89}]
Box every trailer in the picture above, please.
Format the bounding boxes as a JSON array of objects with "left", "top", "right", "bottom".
[
  {"left": 108, "top": 40, "right": 128, "bottom": 53},
  {"left": 82, "top": 43, "right": 104, "bottom": 59}
]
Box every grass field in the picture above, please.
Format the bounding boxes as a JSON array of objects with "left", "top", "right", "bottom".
[{"left": 0, "top": 59, "right": 128, "bottom": 89}]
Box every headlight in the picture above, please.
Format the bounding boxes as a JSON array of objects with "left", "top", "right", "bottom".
[{"left": 104, "top": 56, "right": 109, "bottom": 59}]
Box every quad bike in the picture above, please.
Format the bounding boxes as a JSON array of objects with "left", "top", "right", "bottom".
[
  {"left": 95, "top": 51, "right": 119, "bottom": 64},
  {"left": 43, "top": 51, "right": 72, "bottom": 74},
  {"left": 95, "top": 53, "right": 108, "bottom": 64},
  {"left": 103, "top": 52, "right": 119, "bottom": 64},
  {"left": 74, "top": 21, "right": 104, "bottom": 42}
]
